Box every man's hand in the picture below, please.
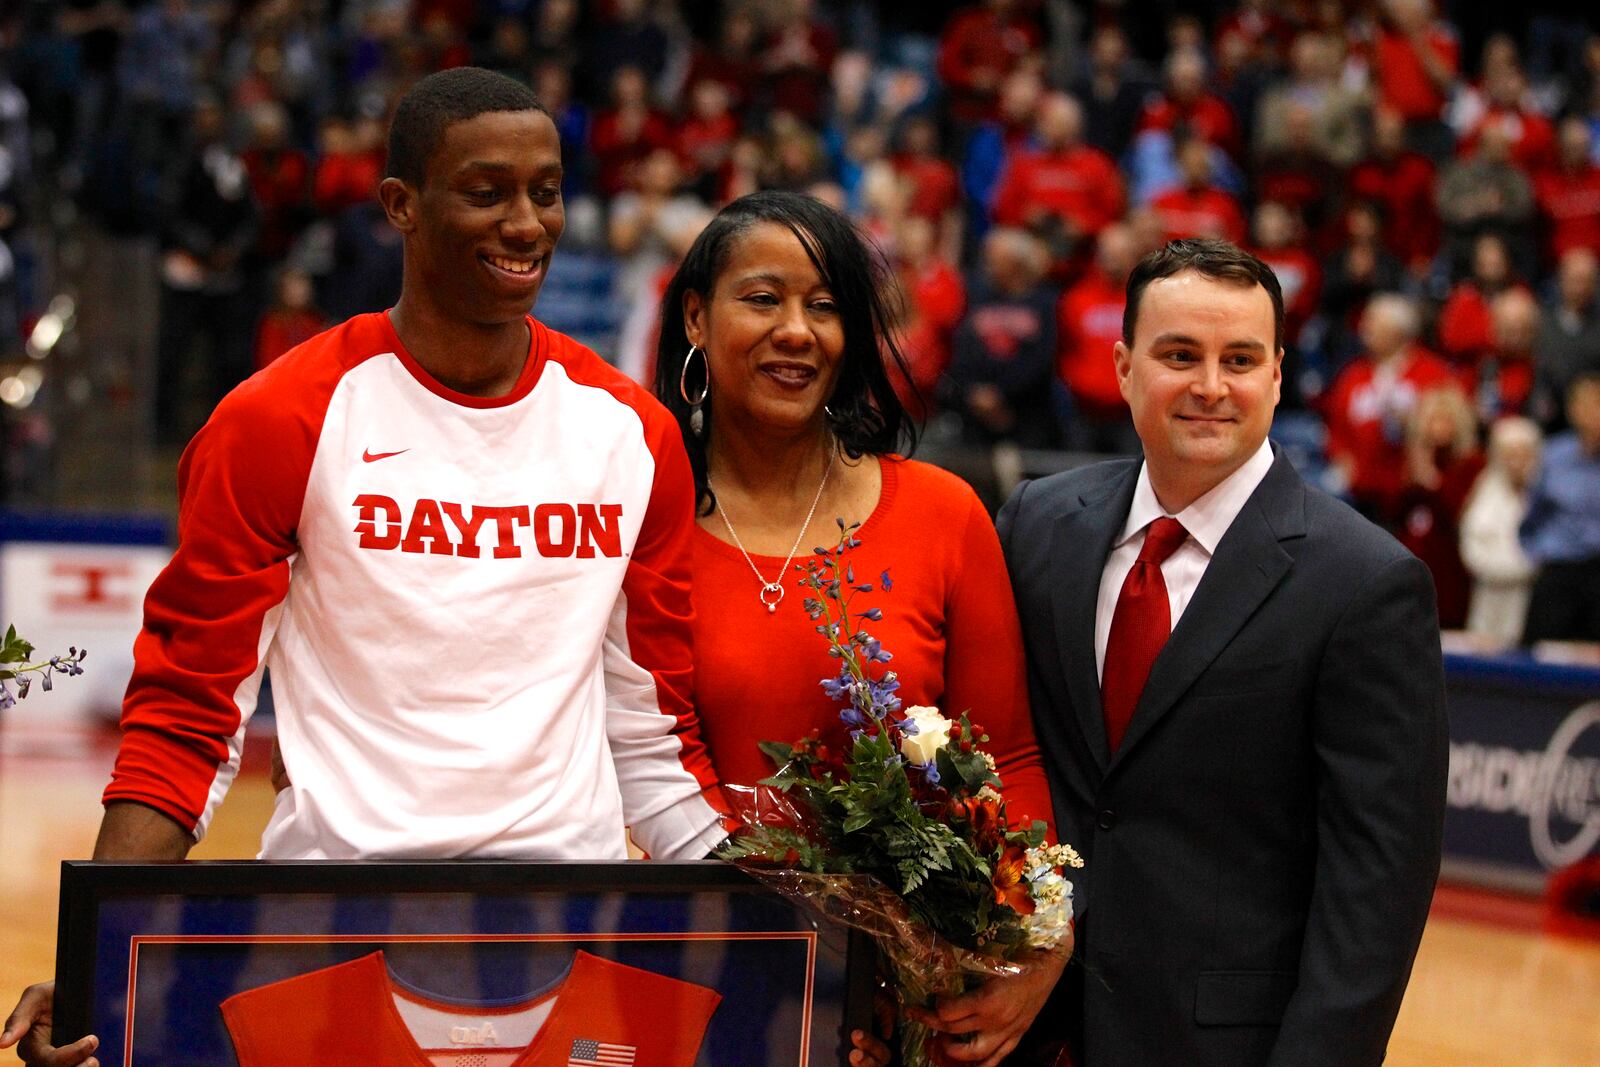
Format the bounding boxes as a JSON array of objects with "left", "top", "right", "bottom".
[
  {"left": 904, "top": 949, "right": 1070, "bottom": 1067},
  {"left": 0, "top": 983, "right": 99, "bottom": 1067}
]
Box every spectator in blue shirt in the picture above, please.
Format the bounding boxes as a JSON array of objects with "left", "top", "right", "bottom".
[{"left": 1520, "top": 370, "right": 1600, "bottom": 643}]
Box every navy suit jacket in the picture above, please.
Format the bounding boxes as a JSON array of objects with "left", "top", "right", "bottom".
[{"left": 997, "top": 449, "right": 1448, "bottom": 1067}]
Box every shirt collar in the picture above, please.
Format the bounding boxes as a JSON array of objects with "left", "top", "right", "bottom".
[{"left": 1118, "top": 437, "right": 1277, "bottom": 557}]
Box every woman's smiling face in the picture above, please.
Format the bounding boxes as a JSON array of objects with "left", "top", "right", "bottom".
[{"left": 684, "top": 221, "right": 847, "bottom": 440}]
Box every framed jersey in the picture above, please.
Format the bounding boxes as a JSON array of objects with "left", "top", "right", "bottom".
[{"left": 54, "top": 861, "right": 871, "bottom": 1067}]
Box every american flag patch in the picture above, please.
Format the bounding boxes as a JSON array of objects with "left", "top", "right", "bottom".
[{"left": 568, "top": 1038, "right": 636, "bottom": 1066}]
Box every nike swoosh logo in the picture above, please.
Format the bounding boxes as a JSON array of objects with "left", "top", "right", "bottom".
[{"left": 362, "top": 448, "right": 410, "bottom": 463}]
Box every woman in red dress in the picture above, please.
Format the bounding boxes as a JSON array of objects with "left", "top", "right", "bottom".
[{"left": 654, "top": 191, "right": 1065, "bottom": 1066}]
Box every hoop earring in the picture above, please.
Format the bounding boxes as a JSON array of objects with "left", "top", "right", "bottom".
[
  {"left": 679, "top": 345, "right": 709, "bottom": 405},
  {"left": 680, "top": 344, "right": 709, "bottom": 437}
]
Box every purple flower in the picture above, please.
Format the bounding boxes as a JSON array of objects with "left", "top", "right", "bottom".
[
  {"left": 820, "top": 668, "right": 852, "bottom": 701},
  {"left": 860, "top": 607, "right": 883, "bottom": 621},
  {"left": 0, "top": 681, "right": 13, "bottom": 710}
]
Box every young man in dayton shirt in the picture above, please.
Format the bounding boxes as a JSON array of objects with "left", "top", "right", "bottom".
[{"left": 1, "top": 68, "right": 739, "bottom": 1066}]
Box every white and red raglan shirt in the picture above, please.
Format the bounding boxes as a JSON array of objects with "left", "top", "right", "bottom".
[{"left": 104, "top": 311, "right": 726, "bottom": 860}]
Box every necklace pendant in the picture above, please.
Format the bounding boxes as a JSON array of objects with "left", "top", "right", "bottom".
[{"left": 760, "top": 582, "right": 784, "bottom": 613}]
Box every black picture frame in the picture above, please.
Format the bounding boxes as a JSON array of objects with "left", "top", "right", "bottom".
[{"left": 56, "top": 860, "right": 872, "bottom": 1067}]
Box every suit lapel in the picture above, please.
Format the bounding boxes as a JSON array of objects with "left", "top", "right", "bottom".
[
  {"left": 1109, "top": 452, "right": 1306, "bottom": 768},
  {"left": 1049, "top": 467, "right": 1140, "bottom": 773}
]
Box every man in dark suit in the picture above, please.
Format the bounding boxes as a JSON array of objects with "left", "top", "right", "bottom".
[{"left": 986, "top": 238, "right": 1447, "bottom": 1067}]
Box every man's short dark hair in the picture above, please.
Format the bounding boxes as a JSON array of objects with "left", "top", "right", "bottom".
[
  {"left": 386, "top": 67, "right": 547, "bottom": 188},
  {"left": 1123, "top": 238, "right": 1286, "bottom": 352}
]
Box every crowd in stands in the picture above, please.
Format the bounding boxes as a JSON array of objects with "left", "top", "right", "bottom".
[{"left": 2, "top": 0, "right": 1599, "bottom": 646}]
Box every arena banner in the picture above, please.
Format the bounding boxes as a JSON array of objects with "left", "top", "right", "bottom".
[
  {"left": 0, "top": 511, "right": 169, "bottom": 724},
  {"left": 1443, "top": 654, "right": 1600, "bottom": 892},
  {"left": 54, "top": 861, "right": 870, "bottom": 1067}
]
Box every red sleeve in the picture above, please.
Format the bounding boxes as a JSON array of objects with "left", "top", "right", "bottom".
[
  {"left": 941, "top": 484, "right": 1055, "bottom": 836},
  {"left": 104, "top": 337, "right": 341, "bottom": 836},
  {"left": 603, "top": 376, "right": 730, "bottom": 856},
  {"left": 624, "top": 403, "right": 713, "bottom": 779}
]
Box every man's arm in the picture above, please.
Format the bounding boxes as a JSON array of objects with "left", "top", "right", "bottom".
[
  {"left": 107, "top": 367, "right": 311, "bottom": 837},
  {"left": 1266, "top": 552, "right": 1447, "bottom": 1067},
  {"left": 92, "top": 802, "right": 194, "bottom": 861}
]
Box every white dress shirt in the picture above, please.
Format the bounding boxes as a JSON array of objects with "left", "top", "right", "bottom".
[{"left": 1095, "top": 439, "right": 1277, "bottom": 682}]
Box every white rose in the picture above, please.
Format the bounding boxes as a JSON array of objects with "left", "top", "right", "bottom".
[{"left": 899, "top": 705, "right": 954, "bottom": 766}]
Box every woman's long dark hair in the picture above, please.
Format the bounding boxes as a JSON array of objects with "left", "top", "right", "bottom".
[{"left": 652, "top": 191, "right": 918, "bottom": 515}]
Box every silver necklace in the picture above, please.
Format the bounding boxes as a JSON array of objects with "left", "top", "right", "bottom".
[{"left": 710, "top": 455, "right": 833, "bottom": 613}]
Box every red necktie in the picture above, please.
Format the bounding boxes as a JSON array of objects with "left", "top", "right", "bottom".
[{"left": 1101, "top": 517, "right": 1188, "bottom": 755}]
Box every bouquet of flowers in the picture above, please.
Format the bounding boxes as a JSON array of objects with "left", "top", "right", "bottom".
[
  {"left": 0, "top": 624, "right": 86, "bottom": 708},
  {"left": 718, "top": 522, "right": 1081, "bottom": 1067}
]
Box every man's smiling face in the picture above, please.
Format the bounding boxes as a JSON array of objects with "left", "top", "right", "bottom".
[{"left": 1114, "top": 269, "right": 1282, "bottom": 504}]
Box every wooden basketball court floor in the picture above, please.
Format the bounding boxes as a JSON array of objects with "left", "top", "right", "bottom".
[{"left": 2, "top": 722, "right": 1597, "bottom": 1066}]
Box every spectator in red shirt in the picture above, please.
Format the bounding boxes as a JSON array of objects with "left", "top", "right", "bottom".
[
  {"left": 1373, "top": 0, "right": 1459, "bottom": 159},
  {"left": 1347, "top": 107, "right": 1441, "bottom": 272},
  {"left": 1324, "top": 293, "right": 1458, "bottom": 519},
  {"left": 676, "top": 79, "right": 740, "bottom": 200},
  {"left": 1397, "top": 385, "right": 1485, "bottom": 627},
  {"left": 1253, "top": 101, "right": 1338, "bottom": 237},
  {"left": 312, "top": 115, "right": 384, "bottom": 217},
  {"left": 891, "top": 214, "right": 966, "bottom": 420},
  {"left": 254, "top": 266, "right": 328, "bottom": 371},
  {"left": 760, "top": 0, "right": 837, "bottom": 125},
  {"left": 1151, "top": 137, "right": 1247, "bottom": 244},
  {"left": 937, "top": 0, "right": 1044, "bottom": 125},
  {"left": 891, "top": 114, "right": 963, "bottom": 258},
  {"left": 682, "top": 4, "right": 761, "bottom": 117},
  {"left": 1535, "top": 117, "right": 1600, "bottom": 263},
  {"left": 1437, "top": 232, "right": 1527, "bottom": 369},
  {"left": 1458, "top": 66, "right": 1557, "bottom": 175},
  {"left": 1055, "top": 222, "right": 1139, "bottom": 453},
  {"left": 1250, "top": 201, "right": 1322, "bottom": 352},
  {"left": 1136, "top": 47, "right": 1242, "bottom": 160},
  {"left": 589, "top": 64, "right": 675, "bottom": 200},
  {"left": 990, "top": 91, "right": 1124, "bottom": 256},
  {"left": 240, "top": 100, "right": 311, "bottom": 266}
]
